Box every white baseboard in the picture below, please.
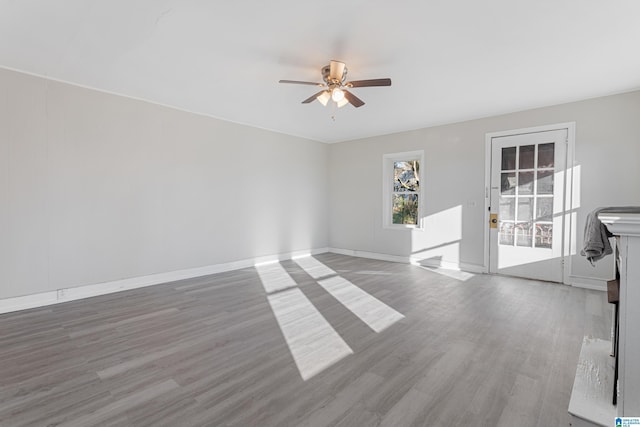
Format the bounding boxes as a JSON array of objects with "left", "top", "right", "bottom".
[
  {"left": 328, "top": 247, "right": 410, "bottom": 264},
  {"left": 328, "top": 247, "right": 486, "bottom": 274},
  {"left": 329, "top": 248, "right": 608, "bottom": 289},
  {"left": 3, "top": 247, "right": 599, "bottom": 315},
  {"left": 567, "top": 275, "right": 608, "bottom": 292},
  {"left": 411, "top": 257, "right": 486, "bottom": 274},
  {"left": 0, "top": 247, "right": 329, "bottom": 314}
]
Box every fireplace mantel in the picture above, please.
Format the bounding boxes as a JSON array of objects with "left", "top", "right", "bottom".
[
  {"left": 599, "top": 211, "right": 640, "bottom": 236},
  {"left": 599, "top": 211, "right": 640, "bottom": 417}
]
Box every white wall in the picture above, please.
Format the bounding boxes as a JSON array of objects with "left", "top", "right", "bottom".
[
  {"left": 0, "top": 68, "right": 329, "bottom": 300},
  {"left": 328, "top": 90, "right": 640, "bottom": 284},
  {"left": 2, "top": 67, "right": 638, "bottom": 303}
]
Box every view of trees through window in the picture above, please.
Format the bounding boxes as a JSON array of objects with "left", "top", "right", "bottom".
[{"left": 392, "top": 160, "right": 420, "bottom": 225}]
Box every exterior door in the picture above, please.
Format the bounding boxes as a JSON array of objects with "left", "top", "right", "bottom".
[{"left": 489, "top": 129, "right": 567, "bottom": 282}]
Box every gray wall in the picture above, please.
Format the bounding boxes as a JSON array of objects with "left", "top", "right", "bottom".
[
  {"left": 328, "top": 90, "right": 640, "bottom": 284},
  {"left": 0, "top": 68, "right": 329, "bottom": 299}
]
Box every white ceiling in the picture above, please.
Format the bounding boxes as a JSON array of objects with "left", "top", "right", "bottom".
[{"left": 1, "top": 1, "right": 639, "bottom": 143}]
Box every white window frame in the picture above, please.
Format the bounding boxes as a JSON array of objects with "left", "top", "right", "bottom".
[{"left": 382, "top": 150, "right": 424, "bottom": 230}]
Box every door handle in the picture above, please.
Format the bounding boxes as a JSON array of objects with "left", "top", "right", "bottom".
[{"left": 490, "top": 213, "right": 498, "bottom": 228}]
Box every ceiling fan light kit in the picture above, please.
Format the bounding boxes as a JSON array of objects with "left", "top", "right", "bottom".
[
  {"left": 279, "top": 60, "right": 391, "bottom": 109},
  {"left": 331, "top": 87, "right": 345, "bottom": 102},
  {"left": 317, "top": 91, "right": 331, "bottom": 106}
]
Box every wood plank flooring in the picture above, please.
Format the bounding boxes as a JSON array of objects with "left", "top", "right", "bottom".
[{"left": 0, "top": 254, "right": 610, "bottom": 426}]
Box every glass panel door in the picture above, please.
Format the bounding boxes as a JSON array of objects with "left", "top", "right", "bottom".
[{"left": 489, "top": 129, "right": 567, "bottom": 283}]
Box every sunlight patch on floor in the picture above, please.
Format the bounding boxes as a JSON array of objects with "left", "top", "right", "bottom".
[
  {"left": 294, "top": 257, "right": 405, "bottom": 333},
  {"left": 317, "top": 275, "right": 405, "bottom": 333},
  {"left": 292, "top": 255, "right": 335, "bottom": 280},
  {"left": 256, "top": 263, "right": 353, "bottom": 381},
  {"left": 256, "top": 262, "right": 298, "bottom": 293}
]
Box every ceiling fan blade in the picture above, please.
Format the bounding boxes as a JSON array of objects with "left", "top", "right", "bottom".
[
  {"left": 343, "top": 90, "right": 365, "bottom": 108},
  {"left": 279, "top": 80, "right": 324, "bottom": 87},
  {"left": 329, "top": 60, "right": 346, "bottom": 81},
  {"left": 302, "top": 91, "right": 327, "bottom": 104},
  {"left": 345, "top": 78, "right": 392, "bottom": 88}
]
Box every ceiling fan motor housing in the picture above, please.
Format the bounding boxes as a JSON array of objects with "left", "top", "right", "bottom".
[{"left": 322, "top": 64, "right": 347, "bottom": 85}]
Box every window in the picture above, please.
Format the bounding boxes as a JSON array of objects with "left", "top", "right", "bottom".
[
  {"left": 498, "top": 143, "right": 555, "bottom": 249},
  {"left": 383, "top": 151, "right": 424, "bottom": 229}
]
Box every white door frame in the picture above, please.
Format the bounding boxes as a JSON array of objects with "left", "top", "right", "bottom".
[{"left": 484, "top": 122, "right": 576, "bottom": 284}]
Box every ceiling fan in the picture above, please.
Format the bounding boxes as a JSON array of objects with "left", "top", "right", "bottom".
[{"left": 279, "top": 60, "right": 391, "bottom": 108}]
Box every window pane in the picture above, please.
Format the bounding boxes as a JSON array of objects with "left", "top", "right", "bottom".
[
  {"left": 518, "top": 171, "right": 534, "bottom": 195},
  {"left": 502, "top": 147, "right": 516, "bottom": 170},
  {"left": 501, "top": 172, "right": 516, "bottom": 195},
  {"left": 535, "top": 224, "right": 553, "bottom": 248},
  {"left": 499, "top": 197, "right": 515, "bottom": 221},
  {"left": 519, "top": 145, "right": 535, "bottom": 169},
  {"left": 499, "top": 222, "right": 514, "bottom": 246},
  {"left": 392, "top": 194, "right": 418, "bottom": 225},
  {"left": 536, "top": 197, "right": 553, "bottom": 222},
  {"left": 538, "top": 143, "right": 555, "bottom": 168},
  {"left": 394, "top": 161, "right": 419, "bottom": 192},
  {"left": 537, "top": 170, "right": 554, "bottom": 194},
  {"left": 515, "top": 222, "right": 533, "bottom": 247},
  {"left": 517, "top": 197, "right": 533, "bottom": 222}
]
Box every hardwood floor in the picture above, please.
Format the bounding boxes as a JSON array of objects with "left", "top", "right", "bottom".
[{"left": 0, "top": 254, "right": 610, "bottom": 426}]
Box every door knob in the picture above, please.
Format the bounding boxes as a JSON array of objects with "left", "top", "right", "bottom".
[{"left": 490, "top": 213, "right": 498, "bottom": 228}]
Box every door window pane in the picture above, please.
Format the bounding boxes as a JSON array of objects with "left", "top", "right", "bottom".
[
  {"left": 517, "top": 198, "right": 533, "bottom": 222},
  {"left": 537, "top": 170, "right": 554, "bottom": 194},
  {"left": 502, "top": 147, "right": 516, "bottom": 170},
  {"left": 500, "top": 197, "right": 515, "bottom": 221},
  {"left": 501, "top": 173, "right": 516, "bottom": 195},
  {"left": 538, "top": 143, "right": 555, "bottom": 168},
  {"left": 535, "top": 224, "right": 553, "bottom": 248},
  {"left": 499, "top": 222, "right": 514, "bottom": 245},
  {"left": 518, "top": 171, "right": 534, "bottom": 195},
  {"left": 536, "top": 197, "right": 553, "bottom": 222},
  {"left": 515, "top": 222, "right": 533, "bottom": 247},
  {"left": 519, "top": 145, "right": 535, "bottom": 169}
]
